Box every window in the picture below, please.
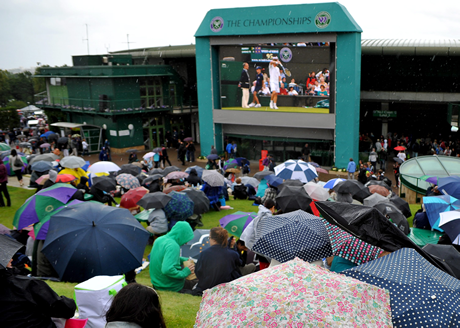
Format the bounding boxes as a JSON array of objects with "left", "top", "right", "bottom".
[{"left": 139, "top": 77, "right": 163, "bottom": 108}]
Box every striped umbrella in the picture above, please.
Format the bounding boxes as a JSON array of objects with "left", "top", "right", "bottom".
[
  {"left": 0, "top": 143, "right": 11, "bottom": 151},
  {"left": 220, "top": 211, "right": 257, "bottom": 237},
  {"left": 323, "top": 178, "right": 346, "bottom": 189},
  {"left": 274, "top": 159, "right": 317, "bottom": 183}
]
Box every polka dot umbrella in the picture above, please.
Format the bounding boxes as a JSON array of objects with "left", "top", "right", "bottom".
[{"left": 343, "top": 248, "right": 460, "bottom": 328}]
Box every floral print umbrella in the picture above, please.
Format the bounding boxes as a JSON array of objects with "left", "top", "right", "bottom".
[
  {"left": 163, "top": 191, "right": 194, "bottom": 221},
  {"left": 116, "top": 173, "right": 141, "bottom": 190},
  {"left": 195, "top": 258, "right": 392, "bottom": 327}
]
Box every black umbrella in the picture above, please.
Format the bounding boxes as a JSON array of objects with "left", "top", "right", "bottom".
[
  {"left": 19, "top": 142, "right": 32, "bottom": 148},
  {"left": 278, "top": 179, "right": 304, "bottom": 191},
  {"left": 353, "top": 188, "right": 372, "bottom": 203},
  {"left": 92, "top": 176, "right": 117, "bottom": 192},
  {"left": 136, "top": 173, "right": 149, "bottom": 184},
  {"left": 333, "top": 180, "right": 363, "bottom": 195},
  {"left": 118, "top": 164, "right": 142, "bottom": 176},
  {"left": 162, "top": 166, "right": 181, "bottom": 176},
  {"left": 275, "top": 185, "right": 312, "bottom": 213},
  {"left": 422, "top": 244, "right": 460, "bottom": 279},
  {"left": 0, "top": 234, "right": 24, "bottom": 269},
  {"left": 47, "top": 133, "right": 58, "bottom": 142},
  {"left": 143, "top": 175, "right": 163, "bottom": 185},
  {"left": 148, "top": 168, "right": 164, "bottom": 176},
  {"left": 57, "top": 137, "right": 68, "bottom": 144},
  {"left": 365, "top": 180, "right": 391, "bottom": 191},
  {"left": 374, "top": 202, "right": 410, "bottom": 235},
  {"left": 183, "top": 188, "right": 210, "bottom": 215},
  {"left": 389, "top": 195, "right": 412, "bottom": 218},
  {"left": 253, "top": 171, "right": 274, "bottom": 181},
  {"left": 315, "top": 201, "right": 451, "bottom": 274},
  {"left": 137, "top": 192, "right": 172, "bottom": 209}
]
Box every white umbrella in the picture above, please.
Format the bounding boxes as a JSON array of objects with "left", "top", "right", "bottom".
[
  {"left": 59, "top": 156, "right": 86, "bottom": 169},
  {"left": 274, "top": 159, "right": 317, "bottom": 183},
  {"left": 143, "top": 152, "right": 155, "bottom": 160},
  {"left": 303, "top": 182, "right": 329, "bottom": 201},
  {"left": 240, "top": 176, "right": 259, "bottom": 188},
  {"left": 87, "top": 161, "right": 121, "bottom": 183},
  {"left": 202, "top": 170, "right": 225, "bottom": 187}
]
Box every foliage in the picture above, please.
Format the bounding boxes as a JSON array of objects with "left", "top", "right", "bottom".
[
  {"left": 0, "top": 106, "right": 21, "bottom": 130},
  {"left": 44, "top": 108, "right": 67, "bottom": 132},
  {"left": 9, "top": 71, "right": 34, "bottom": 104},
  {"left": 8, "top": 100, "right": 27, "bottom": 109},
  {"left": 0, "top": 70, "right": 11, "bottom": 107},
  {"left": 33, "top": 66, "right": 48, "bottom": 94}
]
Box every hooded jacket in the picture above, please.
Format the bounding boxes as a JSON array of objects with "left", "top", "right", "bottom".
[
  {"left": 186, "top": 169, "right": 201, "bottom": 186},
  {"left": 149, "top": 221, "right": 194, "bottom": 292},
  {"left": 240, "top": 205, "right": 273, "bottom": 250}
]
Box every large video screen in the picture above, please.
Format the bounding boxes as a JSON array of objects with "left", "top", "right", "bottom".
[{"left": 219, "top": 42, "right": 332, "bottom": 112}]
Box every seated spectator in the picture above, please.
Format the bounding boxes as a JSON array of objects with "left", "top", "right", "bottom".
[
  {"left": 149, "top": 221, "right": 195, "bottom": 292},
  {"left": 106, "top": 283, "right": 166, "bottom": 328},
  {"left": 194, "top": 227, "right": 242, "bottom": 295},
  {"left": 261, "top": 81, "right": 271, "bottom": 95},
  {"left": 318, "top": 84, "right": 328, "bottom": 96},
  {"left": 313, "top": 81, "right": 321, "bottom": 95},
  {"left": 128, "top": 152, "right": 137, "bottom": 163},
  {"left": 233, "top": 178, "right": 248, "bottom": 200},
  {"left": 288, "top": 87, "right": 298, "bottom": 96},
  {"left": 288, "top": 78, "right": 299, "bottom": 93},
  {"left": 261, "top": 184, "right": 277, "bottom": 204},
  {"left": 240, "top": 199, "right": 276, "bottom": 250},
  {"left": 186, "top": 168, "right": 201, "bottom": 186},
  {"left": 201, "top": 181, "right": 222, "bottom": 211}
]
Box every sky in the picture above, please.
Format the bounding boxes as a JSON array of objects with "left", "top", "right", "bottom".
[{"left": 1, "top": 0, "right": 459, "bottom": 70}]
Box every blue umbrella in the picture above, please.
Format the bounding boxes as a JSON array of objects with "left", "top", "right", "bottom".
[
  {"left": 180, "top": 229, "right": 211, "bottom": 260},
  {"left": 423, "top": 195, "right": 460, "bottom": 231},
  {"left": 42, "top": 202, "right": 149, "bottom": 282},
  {"left": 163, "top": 191, "right": 194, "bottom": 221},
  {"left": 343, "top": 248, "right": 460, "bottom": 328},
  {"left": 252, "top": 210, "right": 332, "bottom": 263},
  {"left": 438, "top": 176, "right": 460, "bottom": 199},
  {"left": 206, "top": 154, "right": 219, "bottom": 161},
  {"left": 323, "top": 178, "right": 346, "bottom": 189},
  {"left": 265, "top": 174, "right": 283, "bottom": 187},
  {"left": 185, "top": 165, "right": 205, "bottom": 178},
  {"left": 31, "top": 160, "right": 53, "bottom": 172},
  {"left": 235, "top": 157, "right": 249, "bottom": 166},
  {"left": 274, "top": 159, "right": 318, "bottom": 183},
  {"left": 40, "top": 131, "right": 54, "bottom": 139}
]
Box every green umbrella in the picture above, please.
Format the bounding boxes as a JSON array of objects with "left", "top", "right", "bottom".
[
  {"left": 0, "top": 143, "right": 11, "bottom": 151},
  {"left": 219, "top": 211, "right": 257, "bottom": 237}
]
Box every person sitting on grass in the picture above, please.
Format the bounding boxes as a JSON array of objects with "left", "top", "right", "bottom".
[{"left": 233, "top": 178, "right": 248, "bottom": 200}]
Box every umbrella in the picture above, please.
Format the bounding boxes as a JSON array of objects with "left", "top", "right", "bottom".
[
  {"left": 59, "top": 156, "right": 86, "bottom": 169},
  {"left": 363, "top": 193, "right": 389, "bottom": 207},
  {"left": 343, "top": 248, "right": 460, "bottom": 328},
  {"left": 163, "top": 191, "right": 194, "bottom": 221},
  {"left": 136, "top": 172, "right": 149, "bottom": 184},
  {"left": 184, "top": 137, "right": 193, "bottom": 142},
  {"left": 152, "top": 147, "right": 162, "bottom": 153},
  {"left": 47, "top": 133, "right": 58, "bottom": 142},
  {"left": 12, "top": 183, "right": 77, "bottom": 230},
  {"left": 234, "top": 157, "right": 249, "bottom": 166},
  {"left": 276, "top": 185, "right": 312, "bottom": 213},
  {"left": 118, "top": 164, "right": 141, "bottom": 176},
  {"left": 422, "top": 244, "right": 460, "bottom": 279},
  {"left": 0, "top": 143, "right": 11, "bottom": 151},
  {"left": 120, "top": 187, "right": 149, "bottom": 210},
  {"left": 182, "top": 188, "right": 210, "bottom": 215},
  {"left": 389, "top": 194, "right": 412, "bottom": 218},
  {"left": 180, "top": 229, "right": 211, "bottom": 260},
  {"left": 303, "top": 181, "right": 329, "bottom": 201},
  {"left": 315, "top": 167, "right": 329, "bottom": 174},
  {"left": 420, "top": 175, "right": 438, "bottom": 184},
  {"left": 206, "top": 154, "right": 219, "bottom": 160},
  {"left": 225, "top": 168, "right": 240, "bottom": 174},
  {"left": 253, "top": 210, "right": 332, "bottom": 263},
  {"left": 55, "top": 174, "right": 77, "bottom": 183},
  {"left": 40, "top": 131, "right": 54, "bottom": 138},
  {"left": 365, "top": 179, "right": 392, "bottom": 190},
  {"left": 264, "top": 174, "right": 283, "bottom": 187},
  {"left": 240, "top": 176, "right": 259, "bottom": 189},
  {"left": 134, "top": 209, "right": 154, "bottom": 222},
  {"left": 393, "top": 156, "right": 403, "bottom": 164},
  {"left": 423, "top": 195, "right": 460, "bottom": 231},
  {"left": 39, "top": 143, "right": 51, "bottom": 148},
  {"left": 0, "top": 234, "right": 24, "bottom": 269},
  {"left": 195, "top": 258, "right": 393, "bottom": 327},
  {"left": 116, "top": 173, "right": 141, "bottom": 190},
  {"left": 321, "top": 219, "right": 383, "bottom": 265},
  {"left": 253, "top": 170, "right": 273, "bottom": 181},
  {"left": 19, "top": 142, "right": 31, "bottom": 148},
  {"left": 368, "top": 184, "right": 390, "bottom": 197},
  {"left": 71, "top": 134, "right": 81, "bottom": 138},
  {"left": 87, "top": 161, "right": 121, "bottom": 175},
  {"left": 163, "top": 185, "right": 187, "bottom": 194},
  {"left": 162, "top": 166, "right": 181, "bottom": 176},
  {"left": 148, "top": 168, "right": 164, "bottom": 175},
  {"left": 57, "top": 137, "right": 68, "bottom": 144},
  {"left": 438, "top": 176, "right": 460, "bottom": 198},
  {"left": 185, "top": 165, "right": 204, "bottom": 178},
  {"left": 42, "top": 202, "right": 150, "bottom": 282},
  {"left": 137, "top": 192, "right": 172, "bottom": 209},
  {"left": 35, "top": 174, "right": 50, "bottom": 185},
  {"left": 28, "top": 153, "right": 59, "bottom": 165},
  {"left": 143, "top": 175, "right": 163, "bottom": 185},
  {"left": 332, "top": 180, "right": 362, "bottom": 195},
  {"left": 146, "top": 208, "right": 168, "bottom": 234},
  {"left": 202, "top": 170, "right": 225, "bottom": 187},
  {"left": 219, "top": 211, "right": 257, "bottom": 237},
  {"left": 374, "top": 202, "right": 410, "bottom": 235},
  {"left": 164, "top": 171, "right": 189, "bottom": 181},
  {"left": 92, "top": 176, "right": 117, "bottom": 192},
  {"left": 143, "top": 152, "right": 155, "bottom": 159},
  {"left": 439, "top": 209, "right": 460, "bottom": 244},
  {"left": 274, "top": 159, "right": 317, "bottom": 183},
  {"left": 223, "top": 159, "right": 239, "bottom": 170},
  {"left": 394, "top": 146, "right": 406, "bottom": 151},
  {"left": 0, "top": 224, "right": 10, "bottom": 235},
  {"left": 125, "top": 149, "right": 139, "bottom": 153},
  {"left": 31, "top": 161, "right": 53, "bottom": 172}
]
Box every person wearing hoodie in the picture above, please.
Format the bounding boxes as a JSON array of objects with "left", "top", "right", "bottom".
[
  {"left": 149, "top": 221, "right": 195, "bottom": 292},
  {"left": 186, "top": 168, "right": 201, "bottom": 186},
  {"left": 240, "top": 199, "right": 276, "bottom": 250}
]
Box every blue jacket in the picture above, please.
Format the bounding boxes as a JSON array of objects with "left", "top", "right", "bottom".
[
  {"left": 347, "top": 161, "right": 356, "bottom": 173},
  {"left": 226, "top": 143, "right": 233, "bottom": 154}
]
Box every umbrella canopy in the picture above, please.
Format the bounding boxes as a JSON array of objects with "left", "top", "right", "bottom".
[
  {"left": 274, "top": 159, "right": 317, "bottom": 183},
  {"left": 143, "top": 152, "right": 155, "bottom": 159},
  {"left": 92, "top": 176, "right": 117, "bottom": 192},
  {"left": 13, "top": 183, "right": 77, "bottom": 230},
  {"left": 125, "top": 149, "right": 139, "bottom": 153},
  {"left": 57, "top": 137, "right": 68, "bottom": 144},
  {"left": 324, "top": 178, "right": 347, "bottom": 189},
  {"left": 55, "top": 174, "right": 77, "bottom": 183},
  {"left": 363, "top": 193, "right": 389, "bottom": 207},
  {"left": 185, "top": 166, "right": 204, "bottom": 178},
  {"left": 182, "top": 188, "right": 210, "bottom": 215},
  {"left": 180, "top": 229, "right": 211, "bottom": 260},
  {"left": 163, "top": 191, "right": 194, "bottom": 221},
  {"left": 264, "top": 174, "right": 283, "bottom": 187},
  {"left": 28, "top": 153, "right": 59, "bottom": 165},
  {"left": 39, "top": 143, "right": 51, "bottom": 148},
  {"left": 368, "top": 184, "right": 390, "bottom": 197},
  {"left": 148, "top": 168, "right": 164, "bottom": 176},
  {"left": 87, "top": 161, "right": 121, "bottom": 175},
  {"left": 332, "top": 180, "right": 362, "bottom": 195},
  {"left": 0, "top": 143, "right": 11, "bottom": 151},
  {"left": 19, "top": 142, "right": 32, "bottom": 148},
  {"left": 137, "top": 192, "right": 172, "bottom": 209},
  {"left": 439, "top": 209, "right": 460, "bottom": 244},
  {"left": 277, "top": 179, "right": 304, "bottom": 191},
  {"left": 206, "top": 154, "right": 219, "bottom": 161},
  {"left": 164, "top": 171, "right": 189, "bottom": 182},
  {"left": 202, "top": 170, "right": 225, "bottom": 187},
  {"left": 225, "top": 168, "right": 240, "bottom": 174},
  {"left": 253, "top": 210, "right": 332, "bottom": 263},
  {"left": 393, "top": 156, "right": 403, "bottom": 164},
  {"left": 394, "top": 146, "right": 406, "bottom": 151},
  {"left": 343, "top": 248, "right": 460, "bottom": 328},
  {"left": 195, "top": 258, "right": 392, "bottom": 327},
  {"left": 35, "top": 174, "right": 50, "bottom": 185},
  {"left": 40, "top": 131, "right": 55, "bottom": 138},
  {"left": 120, "top": 187, "right": 149, "bottom": 210},
  {"left": 438, "top": 176, "right": 460, "bottom": 198},
  {"left": 321, "top": 219, "right": 383, "bottom": 265},
  {"left": 374, "top": 202, "right": 410, "bottom": 235},
  {"left": 234, "top": 157, "right": 249, "bottom": 166},
  {"left": 389, "top": 194, "right": 412, "bottom": 218},
  {"left": 118, "top": 164, "right": 142, "bottom": 176},
  {"left": 275, "top": 185, "right": 312, "bottom": 213},
  {"left": 420, "top": 175, "right": 438, "bottom": 184},
  {"left": 183, "top": 137, "right": 193, "bottom": 142},
  {"left": 240, "top": 176, "right": 259, "bottom": 189},
  {"left": 116, "top": 173, "right": 141, "bottom": 190},
  {"left": 136, "top": 172, "right": 149, "bottom": 184},
  {"left": 31, "top": 161, "right": 53, "bottom": 172},
  {"left": 163, "top": 185, "right": 187, "bottom": 194},
  {"left": 59, "top": 156, "right": 86, "bottom": 169},
  {"left": 0, "top": 234, "right": 24, "bottom": 269},
  {"left": 142, "top": 175, "right": 163, "bottom": 185},
  {"left": 42, "top": 202, "right": 149, "bottom": 282},
  {"left": 423, "top": 195, "right": 460, "bottom": 231},
  {"left": 162, "top": 166, "right": 181, "bottom": 176},
  {"left": 152, "top": 147, "right": 162, "bottom": 153},
  {"left": 223, "top": 159, "right": 239, "bottom": 170},
  {"left": 303, "top": 181, "right": 329, "bottom": 201},
  {"left": 315, "top": 167, "right": 329, "bottom": 174},
  {"left": 422, "top": 243, "right": 460, "bottom": 279},
  {"left": 365, "top": 179, "right": 392, "bottom": 190},
  {"left": 253, "top": 170, "right": 273, "bottom": 181},
  {"left": 219, "top": 211, "right": 257, "bottom": 237}
]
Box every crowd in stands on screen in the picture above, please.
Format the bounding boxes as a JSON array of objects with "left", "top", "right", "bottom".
[{"left": 288, "top": 87, "right": 298, "bottom": 95}]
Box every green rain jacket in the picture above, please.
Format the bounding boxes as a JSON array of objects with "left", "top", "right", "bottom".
[{"left": 149, "top": 222, "right": 194, "bottom": 292}]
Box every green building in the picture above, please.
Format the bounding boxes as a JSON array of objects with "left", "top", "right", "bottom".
[{"left": 35, "top": 49, "right": 198, "bottom": 153}]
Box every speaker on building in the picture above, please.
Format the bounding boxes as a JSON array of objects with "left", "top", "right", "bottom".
[{"left": 99, "top": 95, "right": 108, "bottom": 112}]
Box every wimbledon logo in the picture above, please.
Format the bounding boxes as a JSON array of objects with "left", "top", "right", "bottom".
[
  {"left": 210, "top": 16, "right": 224, "bottom": 32},
  {"left": 315, "top": 11, "right": 331, "bottom": 29},
  {"left": 280, "top": 47, "right": 293, "bottom": 63}
]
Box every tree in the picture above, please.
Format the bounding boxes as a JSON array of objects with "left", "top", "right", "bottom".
[
  {"left": 34, "top": 65, "right": 48, "bottom": 94},
  {"left": 9, "top": 71, "right": 34, "bottom": 104},
  {"left": 0, "top": 106, "right": 20, "bottom": 130},
  {"left": 0, "top": 70, "right": 11, "bottom": 107}
]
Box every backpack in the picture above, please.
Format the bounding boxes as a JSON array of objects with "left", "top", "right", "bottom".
[{"left": 243, "top": 164, "right": 250, "bottom": 174}]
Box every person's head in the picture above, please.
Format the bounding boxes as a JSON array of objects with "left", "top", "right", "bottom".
[
  {"left": 236, "top": 239, "right": 247, "bottom": 252},
  {"left": 282, "top": 77, "right": 286, "bottom": 82},
  {"left": 106, "top": 283, "right": 165, "bottom": 328},
  {"left": 372, "top": 148, "right": 375, "bottom": 152},
  {"left": 310, "top": 71, "right": 316, "bottom": 77},
  {"left": 264, "top": 199, "right": 276, "bottom": 213},
  {"left": 209, "top": 227, "right": 228, "bottom": 247},
  {"left": 236, "top": 178, "right": 241, "bottom": 184},
  {"left": 243, "top": 62, "right": 249, "bottom": 69},
  {"left": 211, "top": 145, "right": 215, "bottom": 149},
  {"left": 289, "top": 87, "right": 294, "bottom": 91},
  {"left": 350, "top": 158, "right": 353, "bottom": 162},
  {"left": 256, "top": 66, "right": 262, "bottom": 73},
  {"left": 320, "top": 85, "right": 325, "bottom": 90},
  {"left": 228, "top": 236, "right": 236, "bottom": 248},
  {"left": 320, "top": 76, "right": 325, "bottom": 83},
  {"left": 290, "top": 78, "right": 295, "bottom": 83},
  {"left": 11, "top": 149, "right": 17, "bottom": 157}
]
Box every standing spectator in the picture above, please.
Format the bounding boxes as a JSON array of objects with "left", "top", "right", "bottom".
[
  {"left": 412, "top": 140, "right": 420, "bottom": 157},
  {"left": 99, "top": 147, "right": 108, "bottom": 161},
  {"left": 9, "top": 149, "right": 24, "bottom": 187},
  {"left": 186, "top": 141, "right": 196, "bottom": 162},
  {"left": 70, "top": 138, "right": 78, "bottom": 156},
  {"left": 393, "top": 162, "right": 400, "bottom": 189},
  {"left": 177, "top": 140, "right": 186, "bottom": 166},
  {"left": 67, "top": 134, "right": 72, "bottom": 157},
  {"left": 161, "top": 145, "right": 171, "bottom": 167},
  {"left": 231, "top": 141, "right": 237, "bottom": 158},
  {"left": 380, "top": 148, "right": 388, "bottom": 171},
  {"left": 397, "top": 150, "right": 406, "bottom": 162},
  {"left": 368, "top": 148, "right": 378, "bottom": 170},
  {"left": 347, "top": 158, "right": 356, "bottom": 180},
  {"left": 302, "top": 143, "right": 311, "bottom": 162},
  {"left": 82, "top": 139, "right": 89, "bottom": 156},
  {"left": 210, "top": 145, "right": 218, "bottom": 155},
  {"left": 172, "top": 129, "right": 178, "bottom": 148},
  {"left": 238, "top": 62, "right": 250, "bottom": 108},
  {"left": 153, "top": 152, "right": 160, "bottom": 168},
  {"left": 226, "top": 142, "right": 233, "bottom": 159},
  {"left": 165, "top": 130, "right": 172, "bottom": 148},
  {"left": 0, "top": 161, "right": 11, "bottom": 206},
  {"left": 104, "top": 139, "right": 112, "bottom": 161}
]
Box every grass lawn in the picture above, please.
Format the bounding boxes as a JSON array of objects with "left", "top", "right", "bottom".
[{"left": 2, "top": 185, "right": 424, "bottom": 327}]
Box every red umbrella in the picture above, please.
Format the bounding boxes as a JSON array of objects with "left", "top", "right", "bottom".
[
  {"left": 163, "top": 185, "right": 187, "bottom": 194},
  {"left": 55, "top": 174, "right": 77, "bottom": 183},
  {"left": 120, "top": 187, "right": 149, "bottom": 210},
  {"left": 394, "top": 146, "right": 406, "bottom": 151}
]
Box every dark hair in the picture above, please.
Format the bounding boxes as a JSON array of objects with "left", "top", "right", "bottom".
[
  {"left": 11, "top": 149, "right": 17, "bottom": 157},
  {"left": 210, "top": 227, "right": 228, "bottom": 247},
  {"left": 106, "top": 283, "right": 166, "bottom": 328},
  {"left": 263, "top": 199, "right": 275, "bottom": 210},
  {"left": 236, "top": 239, "right": 245, "bottom": 247}
]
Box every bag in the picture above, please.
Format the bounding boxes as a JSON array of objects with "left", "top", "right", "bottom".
[{"left": 14, "top": 156, "right": 23, "bottom": 167}]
